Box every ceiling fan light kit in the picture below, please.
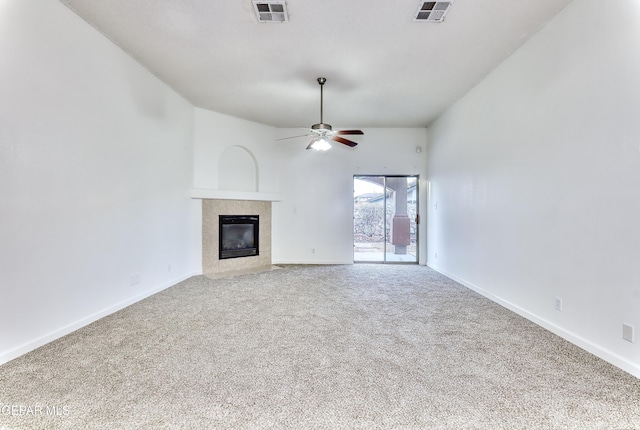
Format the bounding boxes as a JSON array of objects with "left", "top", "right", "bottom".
[
  {"left": 277, "top": 77, "right": 364, "bottom": 151},
  {"left": 308, "top": 138, "right": 332, "bottom": 152}
]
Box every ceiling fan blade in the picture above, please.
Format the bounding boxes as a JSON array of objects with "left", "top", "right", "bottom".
[
  {"left": 276, "top": 133, "right": 313, "bottom": 141},
  {"left": 336, "top": 130, "right": 364, "bottom": 135},
  {"left": 332, "top": 136, "right": 358, "bottom": 148}
]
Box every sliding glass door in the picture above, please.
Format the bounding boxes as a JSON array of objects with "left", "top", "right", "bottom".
[{"left": 353, "top": 175, "right": 418, "bottom": 263}]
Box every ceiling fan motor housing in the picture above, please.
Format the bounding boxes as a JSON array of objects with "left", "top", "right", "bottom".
[{"left": 311, "top": 123, "right": 332, "bottom": 131}]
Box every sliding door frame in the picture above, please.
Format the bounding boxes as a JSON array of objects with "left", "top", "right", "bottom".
[{"left": 353, "top": 175, "right": 419, "bottom": 264}]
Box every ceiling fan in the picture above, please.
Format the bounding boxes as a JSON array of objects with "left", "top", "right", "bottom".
[{"left": 277, "top": 77, "right": 363, "bottom": 151}]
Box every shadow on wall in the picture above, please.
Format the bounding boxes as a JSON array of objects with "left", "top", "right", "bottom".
[{"left": 218, "top": 146, "right": 258, "bottom": 192}]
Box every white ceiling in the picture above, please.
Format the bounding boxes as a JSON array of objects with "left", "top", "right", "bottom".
[{"left": 59, "top": 0, "right": 573, "bottom": 128}]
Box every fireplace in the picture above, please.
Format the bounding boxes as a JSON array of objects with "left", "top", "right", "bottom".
[
  {"left": 202, "top": 200, "right": 271, "bottom": 276},
  {"left": 219, "top": 215, "right": 259, "bottom": 259}
]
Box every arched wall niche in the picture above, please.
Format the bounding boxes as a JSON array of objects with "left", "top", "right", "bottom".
[{"left": 218, "top": 145, "right": 259, "bottom": 192}]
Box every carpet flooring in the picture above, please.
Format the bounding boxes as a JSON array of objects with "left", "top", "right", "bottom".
[{"left": 0, "top": 264, "right": 638, "bottom": 429}]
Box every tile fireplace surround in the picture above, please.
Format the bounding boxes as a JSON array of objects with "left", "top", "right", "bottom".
[{"left": 202, "top": 199, "right": 272, "bottom": 277}]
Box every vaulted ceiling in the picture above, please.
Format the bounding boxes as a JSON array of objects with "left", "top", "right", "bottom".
[{"left": 60, "top": 0, "right": 573, "bottom": 128}]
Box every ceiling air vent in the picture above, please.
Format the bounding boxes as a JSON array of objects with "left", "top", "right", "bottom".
[
  {"left": 252, "top": 1, "right": 288, "bottom": 23},
  {"left": 414, "top": 1, "right": 454, "bottom": 22}
]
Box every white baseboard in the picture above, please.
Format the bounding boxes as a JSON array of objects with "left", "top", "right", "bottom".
[
  {"left": 427, "top": 262, "right": 640, "bottom": 379},
  {"left": 0, "top": 271, "right": 200, "bottom": 366},
  {"left": 272, "top": 260, "right": 352, "bottom": 265}
]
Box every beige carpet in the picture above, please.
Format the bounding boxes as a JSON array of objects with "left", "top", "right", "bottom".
[{"left": 0, "top": 264, "right": 638, "bottom": 429}]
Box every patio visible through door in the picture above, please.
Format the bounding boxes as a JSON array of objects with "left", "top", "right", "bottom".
[{"left": 353, "top": 175, "right": 418, "bottom": 263}]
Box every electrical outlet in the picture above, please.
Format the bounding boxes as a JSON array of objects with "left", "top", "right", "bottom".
[
  {"left": 311, "top": 248, "right": 316, "bottom": 254},
  {"left": 623, "top": 323, "right": 635, "bottom": 343},
  {"left": 555, "top": 297, "right": 563, "bottom": 312},
  {"left": 435, "top": 252, "right": 438, "bottom": 259},
  {"left": 168, "top": 264, "right": 172, "bottom": 273}
]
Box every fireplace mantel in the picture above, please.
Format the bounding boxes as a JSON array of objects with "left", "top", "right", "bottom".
[{"left": 190, "top": 188, "right": 281, "bottom": 202}]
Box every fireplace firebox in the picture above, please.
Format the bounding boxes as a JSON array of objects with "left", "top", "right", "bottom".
[{"left": 219, "top": 215, "right": 259, "bottom": 260}]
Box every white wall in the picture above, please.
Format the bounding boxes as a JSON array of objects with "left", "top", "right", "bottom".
[
  {"left": 0, "top": 0, "right": 200, "bottom": 364},
  {"left": 427, "top": 0, "right": 640, "bottom": 377},
  {"left": 192, "top": 115, "right": 428, "bottom": 264},
  {"left": 192, "top": 109, "right": 428, "bottom": 265},
  {"left": 193, "top": 108, "right": 279, "bottom": 193},
  {"left": 272, "top": 128, "right": 428, "bottom": 264}
]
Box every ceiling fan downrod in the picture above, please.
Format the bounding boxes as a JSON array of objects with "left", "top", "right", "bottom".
[{"left": 318, "top": 77, "right": 326, "bottom": 126}]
